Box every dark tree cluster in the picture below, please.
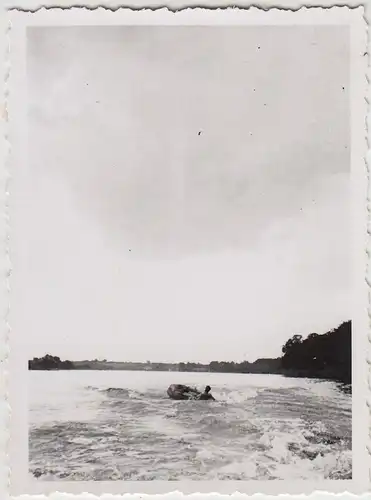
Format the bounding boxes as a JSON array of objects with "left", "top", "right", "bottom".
[
  {"left": 28, "top": 354, "right": 74, "bottom": 370},
  {"left": 205, "top": 321, "right": 351, "bottom": 383},
  {"left": 281, "top": 321, "right": 351, "bottom": 383}
]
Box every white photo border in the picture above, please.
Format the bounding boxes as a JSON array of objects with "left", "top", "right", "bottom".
[{"left": 3, "top": 4, "right": 370, "bottom": 498}]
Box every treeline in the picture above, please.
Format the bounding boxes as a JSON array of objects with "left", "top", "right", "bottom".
[
  {"left": 29, "top": 321, "right": 351, "bottom": 383},
  {"left": 280, "top": 320, "right": 351, "bottom": 384},
  {"left": 182, "top": 358, "right": 282, "bottom": 374},
  {"left": 29, "top": 355, "right": 74, "bottom": 370},
  {"left": 170, "top": 321, "right": 351, "bottom": 383}
]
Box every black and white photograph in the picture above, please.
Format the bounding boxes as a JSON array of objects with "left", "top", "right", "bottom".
[{"left": 6, "top": 6, "right": 369, "bottom": 495}]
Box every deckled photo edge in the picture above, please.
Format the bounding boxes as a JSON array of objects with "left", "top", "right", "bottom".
[
  {"left": 3, "top": 4, "right": 370, "bottom": 498},
  {"left": 4, "top": 5, "right": 368, "bottom": 25},
  {"left": 2, "top": 2, "right": 12, "bottom": 500}
]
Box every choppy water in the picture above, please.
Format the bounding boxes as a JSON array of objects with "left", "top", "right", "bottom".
[{"left": 29, "top": 370, "right": 351, "bottom": 481}]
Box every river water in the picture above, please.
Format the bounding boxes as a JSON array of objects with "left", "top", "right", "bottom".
[{"left": 29, "top": 370, "right": 351, "bottom": 481}]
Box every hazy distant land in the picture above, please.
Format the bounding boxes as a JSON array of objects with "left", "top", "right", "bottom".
[{"left": 29, "top": 321, "right": 351, "bottom": 385}]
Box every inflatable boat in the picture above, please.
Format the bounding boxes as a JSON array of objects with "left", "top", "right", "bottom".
[
  {"left": 167, "top": 384, "right": 200, "bottom": 400},
  {"left": 167, "top": 384, "right": 216, "bottom": 401}
]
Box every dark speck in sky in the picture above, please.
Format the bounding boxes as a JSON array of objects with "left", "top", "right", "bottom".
[{"left": 198, "top": 131, "right": 202, "bottom": 136}]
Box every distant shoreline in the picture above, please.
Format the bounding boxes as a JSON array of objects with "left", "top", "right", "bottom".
[
  {"left": 29, "top": 320, "right": 351, "bottom": 386},
  {"left": 28, "top": 358, "right": 283, "bottom": 375}
]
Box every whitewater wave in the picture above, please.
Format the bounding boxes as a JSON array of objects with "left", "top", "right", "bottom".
[{"left": 29, "top": 372, "right": 352, "bottom": 481}]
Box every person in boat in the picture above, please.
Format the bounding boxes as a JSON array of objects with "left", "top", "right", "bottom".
[
  {"left": 167, "top": 384, "right": 216, "bottom": 401},
  {"left": 199, "top": 385, "right": 215, "bottom": 401}
]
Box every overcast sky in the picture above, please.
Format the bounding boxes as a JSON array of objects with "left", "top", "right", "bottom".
[{"left": 20, "top": 25, "right": 350, "bottom": 363}]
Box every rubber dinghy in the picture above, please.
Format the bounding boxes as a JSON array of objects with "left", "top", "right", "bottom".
[
  {"left": 167, "top": 384, "right": 200, "bottom": 400},
  {"left": 167, "top": 384, "right": 216, "bottom": 401}
]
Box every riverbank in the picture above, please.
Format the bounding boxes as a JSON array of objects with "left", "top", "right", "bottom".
[
  {"left": 29, "top": 321, "right": 351, "bottom": 385},
  {"left": 28, "top": 359, "right": 350, "bottom": 386}
]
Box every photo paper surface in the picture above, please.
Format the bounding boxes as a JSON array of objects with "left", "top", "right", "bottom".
[{"left": 5, "top": 5, "right": 369, "bottom": 496}]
